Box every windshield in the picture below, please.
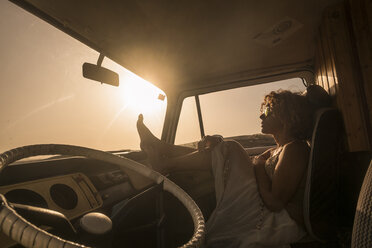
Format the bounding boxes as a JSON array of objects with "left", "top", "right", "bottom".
[{"left": 0, "top": 2, "right": 167, "bottom": 152}]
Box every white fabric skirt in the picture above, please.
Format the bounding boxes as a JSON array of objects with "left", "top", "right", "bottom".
[{"left": 205, "top": 142, "right": 306, "bottom": 248}]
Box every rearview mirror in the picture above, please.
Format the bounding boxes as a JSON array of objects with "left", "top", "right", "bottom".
[{"left": 82, "top": 63, "right": 119, "bottom": 87}]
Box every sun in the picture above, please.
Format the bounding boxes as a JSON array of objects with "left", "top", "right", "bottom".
[
  {"left": 101, "top": 58, "right": 166, "bottom": 118},
  {"left": 118, "top": 72, "right": 167, "bottom": 117}
]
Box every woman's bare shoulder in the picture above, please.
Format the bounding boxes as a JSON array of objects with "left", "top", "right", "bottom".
[
  {"left": 281, "top": 140, "right": 310, "bottom": 162},
  {"left": 284, "top": 140, "right": 309, "bottom": 151}
]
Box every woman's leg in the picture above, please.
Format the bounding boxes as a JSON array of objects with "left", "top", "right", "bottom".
[
  {"left": 153, "top": 149, "right": 213, "bottom": 174},
  {"left": 137, "top": 114, "right": 196, "bottom": 158},
  {"left": 137, "top": 114, "right": 211, "bottom": 173},
  {"left": 137, "top": 115, "right": 255, "bottom": 173}
]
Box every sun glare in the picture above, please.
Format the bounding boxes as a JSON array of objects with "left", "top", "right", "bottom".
[
  {"left": 118, "top": 72, "right": 167, "bottom": 117},
  {"left": 101, "top": 58, "right": 167, "bottom": 121}
]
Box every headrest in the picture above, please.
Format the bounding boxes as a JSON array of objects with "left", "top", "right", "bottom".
[{"left": 304, "top": 85, "right": 332, "bottom": 110}]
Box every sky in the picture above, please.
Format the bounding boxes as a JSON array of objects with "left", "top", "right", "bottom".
[{"left": 0, "top": 1, "right": 305, "bottom": 153}]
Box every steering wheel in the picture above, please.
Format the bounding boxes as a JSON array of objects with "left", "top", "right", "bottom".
[{"left": 0, "top": 144, "right": 205, "bottom": 248}]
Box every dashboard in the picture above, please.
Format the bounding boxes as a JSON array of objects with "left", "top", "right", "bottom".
[
  {"left": 0, "top": 173, "right": 103, "bottom": 220},
  {"left": 0, "top": 152, "right": 146, "bottom": 247}
]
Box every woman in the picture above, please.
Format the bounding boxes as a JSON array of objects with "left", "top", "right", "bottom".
[{"left": 137, "top": 89, "right": 318, "bottom": 247}]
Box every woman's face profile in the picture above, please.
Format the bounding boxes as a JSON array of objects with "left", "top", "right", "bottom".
[{"left": 260, "top": 104, "right": 283, "bottom": 135}]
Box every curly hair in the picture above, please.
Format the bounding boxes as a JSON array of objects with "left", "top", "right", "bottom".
[{"left": 261, "top": 90, "right": 315, "bottom": 140}]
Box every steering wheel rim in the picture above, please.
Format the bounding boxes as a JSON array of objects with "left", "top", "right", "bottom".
[{"left": 0, "top": 144, "right": 205, "bottom": 248}]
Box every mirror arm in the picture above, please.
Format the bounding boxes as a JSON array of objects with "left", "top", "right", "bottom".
[
  {"left": 97, "top": 53, "right": 105, "bottom": 67},
  {"left": 97, "top": 53, "right": 105, "bottom": 84}
]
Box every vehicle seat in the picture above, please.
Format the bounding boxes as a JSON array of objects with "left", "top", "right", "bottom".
[
  {"left": 303, "top": 107, "right": 343, "bottom": 241},
  {"left": 291, "top": 106, "right": 344, "bottom": 248},
  {"left": 351, "top": 161, "right": 372, "bottom": 248}
]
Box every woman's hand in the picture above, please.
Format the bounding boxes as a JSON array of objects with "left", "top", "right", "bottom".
[
  {"left": 197, "top": 135, "right": 223, "bottom": 152},
  {"left": 251, "top": 148, "right": 272, "bottom": 166},
  {"left": 252, "top": 155, "right": 267, "bottom": 167}
]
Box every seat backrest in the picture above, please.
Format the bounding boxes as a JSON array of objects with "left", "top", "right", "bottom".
[
  {"left": 351, "top": 162, "right": 372, "bottom": 248},
  {"left": 303, "top": 108, "right": 343, "bottom": 241}
]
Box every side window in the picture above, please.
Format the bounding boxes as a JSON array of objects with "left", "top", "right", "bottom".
[
  {"left": 175, "top": 78, "right": 305, "bottom": 146},
  {"left": 175, "top": 97, "right": 201, "bottom": 145}
]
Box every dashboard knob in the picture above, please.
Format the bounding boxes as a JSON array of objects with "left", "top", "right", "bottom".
[{"left": 80, "top": 212, "right": 112, "bottom": 235}]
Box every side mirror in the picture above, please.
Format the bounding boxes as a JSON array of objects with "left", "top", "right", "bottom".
[{"left": 82, "top": 63, "right": 119, "bottom": 87}]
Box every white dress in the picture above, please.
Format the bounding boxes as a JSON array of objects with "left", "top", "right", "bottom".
[{"left": 205, "top": 141, "right": 306, "bottom": 248}]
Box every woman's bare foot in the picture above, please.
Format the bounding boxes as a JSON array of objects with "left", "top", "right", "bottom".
[
  {"left": 137, "top": 114, "right": 160, "bottom": 146},
  {"left": 137, "top": 114, "right": 167, "bottom": 172}
]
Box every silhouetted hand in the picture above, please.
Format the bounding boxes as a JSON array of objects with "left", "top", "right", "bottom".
[{"left": 197, "top": 135, "right": 223, "bottom": 152}]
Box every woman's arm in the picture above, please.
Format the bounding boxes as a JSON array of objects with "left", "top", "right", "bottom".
[
  {"left": 254, "top": 141, "right": 309, "bottom": 212},
  {"left": 251, "top": 147, "right": 274, "bottom": 164}
]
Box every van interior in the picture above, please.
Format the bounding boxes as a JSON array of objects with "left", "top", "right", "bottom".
[{"left": 0, "top": 0, "right": 371, "bottom": 247}]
